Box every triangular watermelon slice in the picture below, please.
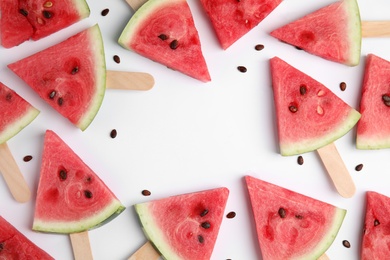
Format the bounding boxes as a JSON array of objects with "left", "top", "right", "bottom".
[
  {"left": 0, "top": 82, "right": 39, "bottom": 144},
  {"left": 118, "top": 0, "right": 211, "bottom": 82},
  {"left": 245, "top": 175, "right": 346, "bottom": 260},
  {"left": 356, "top": 54, "right": 390, "bottom": 149},
  {"left": 200, "top": 0, "right": 282, "bottom": 50},
  {"left": 135, "top": 187, "right": 229, "bottom": 259},
  {"left": 361, "top": 191, "right": 390, "bottom": 259},
  {"left": 0, "top": 216, "right": 53, "bottom": 259},
  {"left": 0, "top": 0, "right": 90, "bottom": 48},
  {"left": 33, "top": 130, "right": 125, "bottom": 233},
  {"left": 270, "top": 56, "right": 361, "bottom": 156},
  {"left": 270, "top": 0, "right": 361, "bottom": 66},
  {"left": 8, "top": 25, "right": 106, "bottom": 131}
]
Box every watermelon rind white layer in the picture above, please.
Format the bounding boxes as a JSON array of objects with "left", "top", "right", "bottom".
[
  {"left": 0, "top": 106, "right": 39, "bottom": 145},
  {"left": 135, "top": 203, "right": 182, "bottom": 260},
  {"left": 345, "top": 0, "right": 362, "bottom": 66},
  {"left": 77, "top": 25, "right": 106, "bottom": 131},
  {"left": 73, "top": 0, "right": 91, "bottom": 20},
  {"left": 32, "top": 200, "right": 125, "bottom": 233},
  {"left": 118, "top": 0, "right": 184, "bottom": 50},
  {"left": 301, "top": 208, "right": 346, "bottom": 260},
  {"left": 280, "top": 109, "right": 361, "bottom": 156}
]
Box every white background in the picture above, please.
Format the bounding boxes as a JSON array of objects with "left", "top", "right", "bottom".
[{"left": 1, "top": 0, "right": 390, "bottom": 259}]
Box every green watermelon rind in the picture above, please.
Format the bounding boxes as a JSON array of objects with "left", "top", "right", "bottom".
[
  {"left": 76, "top": 24, "right": 106, "bottom": 131},
  {"left": 32, "top": 201, "right": 125, "bottom": 233},
  {"left": 118, "top": 0, "right": 177, "bottom": 51},
  {"left": 71, "top": 0, "right": 91, "bottom": 20},
  {"left": 280, "top": 109, "right": 361, "bottom": 156},
  {"left": 0, "top": 106, "right": 39, "bottom": 145},
  {"left": 135, "top": 203, "right": 182, "bottom": 260},
  {"left": 345, "top": 0, "right": 362, "bottom": 66}
]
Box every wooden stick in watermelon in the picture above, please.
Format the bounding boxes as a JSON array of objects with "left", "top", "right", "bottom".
[
  {"left": 106, "top": 70, "right": 154, "bottom": 91},
  {"left": 361, "top": 21, "right": 390, "bottom": 37},
  {"left": 270, "top": 57, "right": 360, "bottom": 198},
  {"left": 33, "top": 130, "right": 126, "bottom": 260},
  {"left": 0, "top": 82, "right": 40, "bottom": 203},
  {"left": 128, "top": 241, "right": 160, "bottom": 260}
]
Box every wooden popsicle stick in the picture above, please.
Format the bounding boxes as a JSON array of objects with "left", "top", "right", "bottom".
[
  {"left": 317, "top": 143, "right": 356, "bottom": 198},
  {"left": 318, "top": 253, "right": 330, "bottom": 260},
  {"left": 70, "top": 231, "right": 94, "bottom": 260},
  {"left": 126, "top": 0, "right": 148, "bottom": 10},
  {"left": 362, "top": 21, "right": 390, "bottom": 38},
  {"left": 128, "top": 241, "right": 160, "bottom": 260},
  {"left": 0, "top": 143, "right": 31, "bottom": 203},
  {"left": 106, "top": 71, "right": 154, "bottom": 91}
]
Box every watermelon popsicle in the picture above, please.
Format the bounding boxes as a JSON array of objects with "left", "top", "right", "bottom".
[
  {"left": 270, "top": 57, "right": 361, "bottom": 198},
  {"left": 33, "top": 130, "right": 125, "bottom": 259},
  {"left": 8, "top": 24, "right": 154, "bottom": 132},
  {"left": 270, "top": 0, "right": 390, "bottom": 66},
  {"left": 0, "top": 82, "right": 40, "bottom": 203}
]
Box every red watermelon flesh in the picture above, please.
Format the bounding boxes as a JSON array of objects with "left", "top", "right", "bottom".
[
  {"left": 118, "top": 0, "right": 211, "bottom": 82},
  {"left": 33, "top": 130, "right": 125, "bottom": 233},
  {"left": 8, "top": 25, "right": 106, "bottom": 131},
  {"left": 356, "top": 54, "right": 390, "bottom": 149},
  {"left": 361, "top": 191, "right": 390, "bottom": 259},
  {"left": 0, "top": 82, "right": 39, "bottom": 144},
  {"left": 19, "top": 0, "right": 90, "bottom": 40},
  {"left": 0, "top": 216, "right": 53, "bottom": 259},
  {"left": 245, "top": 175, "right": 346, "bottom": 260},
  {"left": 200, "top": 0, "right": 282, "bottom": 50},
  {"left": 135, "top": 187, "right": 229, "bottom": 260},
  {"left": 270, "top": 56, "right": 361, "bottom": 156},
  {"left": 0, "top": 0, "right": 33, "bottom": 48},
  {"left": 270, "top": 0, "right": 361, "bottom": 66}
]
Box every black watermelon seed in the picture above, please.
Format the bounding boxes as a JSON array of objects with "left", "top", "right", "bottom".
[
  {"left": 23, "top": 155, "right": 33, "bottom": 162},
  {"left": 237, "top": 66, "right": 247, "bottom": 73},
  {"left": 58, "top": 97, "right": 64, "bottom": 106},
  {"left": 84, "top": 190, "right": 93, "bottom": 199},
  {"left": 197, "top": 235, "right": 204, "bottom": 243},
  {"left": 340, "top": 82, "right": 347, "bottom": 91},
  {"left": 374, "top": 219, "right": 380, "bottom": 226},
  {"left": 299, "top": 85, "right": 307, "bottom": 95},
  {"left": 226, "top": 211, "right": 236, "bottom": 219},
  {"left": 42, "top": 10, "right": 52, "bottom": 19},
  {"left": 141, "top": 189, "right": 151, "bottom": 196},
  {"left": 113, "top": 55, "right": 121, "bottom": 64},
  {"left": 382, "top": 95, "right": 390, "bottom": 107},
  {"left": 19, "top": 9, "right": 28, "bottom": 16},
  {"left": 5, "top": 93, "right": 12, "bottom": 101},
  {"left": 342, "top": 240, "right": 351, "bottom": 248},
  {"left": 59, "top": 169, "right": 67, "bottom": 180},
  {"left": 295, "top": 214, "right": 303, "bottom": 219},
  {"left": 201, "top": 222, "right": 211, "bottom": 229},
  {"left": 110, "top": 129, "right": 117, "bottom": 138},
  {"left": 255, "top": 44, "right": 264, "bottom": 51},
  {"left": 278, "top": 208, "right": 286, "bottom": 218},
  {"left": 71, "top": 67, "right": 79, "bottom": 75},
  {"left": 289, "top": 105, "right": 298, "bottom": 113},
  {"left": 355, "top": 164, "right": 363, "bottom": 171},
  {"left": 158, "top": 34, "right": 168, "bottom": 40},
  {"left": 170, "top": 39, "right": 179, "bottom": 50},
  {"left": 200, "top": 209, "right": 209, "bottom": 217},
  {"left": 297, "top": 155, "right": 304, "bottom": 165},
  {"left": 0, "top": 242, "right": 3, "bottom": 251},
  {"left": 101, "top": 8, "right": 109, "bottom": 16},
  {"left": 49, "top": 90, "right": 56, "bottom": 99}
]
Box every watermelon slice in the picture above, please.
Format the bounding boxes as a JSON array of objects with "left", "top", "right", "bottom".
[
  {"left": 135, "top": 187, "right": 229, "bottom": 260},
  {"left": 245, "top": 175, "right": 346, "bottom": 260},
  {"left": 200, "top": 0, "right": 282, "bottom": 49},
  {"left": 0, "top": 0, "right": 34, "bottom": 48},
  {"left": 0, "top": 82, "right": 39, "bottom": 144},
  {"left": 356, "top": 54, "right": 390, "bottom": 149},
  {"left": 270, "top": 56, "right": 361, "bottom": 156},
  {"left": 361, "top": 191, "right": 390, "bottom": 259},
  {"left": 0, "top": 0, "right": 90, "bottom": 48},
  {"left": 33, "top": 130, "right": 125, "bottom": 233},
  {"left": 118, "top": 0, "right": 211, "bottom": 82},
  {"left": 8, "top": 25, "right": 106, "bottom": 131},
  {"left": 0, "top": 216, "right": 53, "bottom": 259},
  {"left": 270, "top": 0, "right": 361, "bottom": 66}
]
